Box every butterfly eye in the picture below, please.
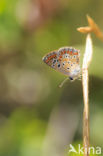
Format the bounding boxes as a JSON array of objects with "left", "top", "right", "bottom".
[{"left": 69, "top": 77, "right": 73, "bottom": 81}]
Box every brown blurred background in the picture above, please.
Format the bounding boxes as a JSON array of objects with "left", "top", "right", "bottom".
[{"left": 0, "top": 0, "right": 103, "bottom": 156}]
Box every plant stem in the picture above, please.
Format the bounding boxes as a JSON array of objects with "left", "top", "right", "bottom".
[
  {"left": 82, "top": 68, "right": 89, "bottom": 156},
  {"left": 82, "top": 34, "right": 93, "bottom": 156}
]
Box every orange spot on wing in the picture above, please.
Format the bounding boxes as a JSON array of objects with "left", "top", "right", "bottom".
[
  {"left": 48, "top": 54, "right": 56, "bottom": 60},
  {"left": 59, "top": 55, "right": 62, "bottom": 58},
  {"left": 53, "top": 54, "right": 56, "bottom": 58},
  {"left": 45, "top": 59, "right": 49, "bottom": 63},
  {"left": 74, "top": 52, "right": 78, "bottom": 55},
  {"left": 70, "top": 51, "right": 73, "bottom": 55}
]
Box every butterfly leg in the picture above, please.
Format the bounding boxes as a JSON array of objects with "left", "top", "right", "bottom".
[
  {"left": 77, "top": 73, "right": 82, "bottom": 80},
  {"left": 59, "top": 77, "right": 69, "bottom": 88}
]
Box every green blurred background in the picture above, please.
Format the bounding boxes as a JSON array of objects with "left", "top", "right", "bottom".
[{"left": 0, "top": 0, "right": 103, "bottom": 156}]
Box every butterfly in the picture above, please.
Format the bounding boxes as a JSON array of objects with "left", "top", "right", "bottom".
[{"left": 42, "top": 47, "right": 81, "bottom": 81}]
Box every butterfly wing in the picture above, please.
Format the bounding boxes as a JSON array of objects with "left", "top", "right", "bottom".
[
  {"left": 42, "top": 47, "right": 80, "bottom": 78},
  {"left": 57, "top": 47, "right": 80, "bottom": 77},
  {"left": 42, "top": 51, "right": 59, "bottom": 69},
  {"left": 42, "top": 50, "right": 67, "bottom": 73}
]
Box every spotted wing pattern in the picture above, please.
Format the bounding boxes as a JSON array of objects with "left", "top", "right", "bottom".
[
  {"left": 42, "top": 51, "right": 58, "bottom": 69},
  {"left": 42, "top": 47, "right": 80, "bottom": 78}
]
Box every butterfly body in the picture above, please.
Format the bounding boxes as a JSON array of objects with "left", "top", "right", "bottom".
[{"left": 42, "top": 47, "right": 80, "bottom": 80}]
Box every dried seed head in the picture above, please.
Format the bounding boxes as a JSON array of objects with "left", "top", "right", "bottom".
[
  {"left": 77, "top": 26, "right": 92, "bottom": 33},
  {"left": 77, "top": 15, "right": 103, "bottom": 42}
]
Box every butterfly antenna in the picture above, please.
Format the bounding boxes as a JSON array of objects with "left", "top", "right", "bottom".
[{"left": 59, "top": 77, "right": 69, "bottom": 88}]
